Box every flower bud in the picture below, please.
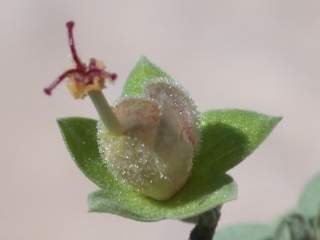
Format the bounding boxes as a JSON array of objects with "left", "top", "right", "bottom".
[{"left": 98, "top": 81, "right": 200, "bottom": 200}]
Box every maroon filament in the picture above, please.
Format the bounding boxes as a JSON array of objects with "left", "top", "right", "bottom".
[
  {"left": 44, "top": 21, "right": 117, "bottom": 96},
  {"left": 66, "top": 21, "right": 85, "bottom": 70}
]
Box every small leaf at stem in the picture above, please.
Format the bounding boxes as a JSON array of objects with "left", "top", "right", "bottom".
[{"left": 298, "top": 173, "right": 320, "bottom": 218}]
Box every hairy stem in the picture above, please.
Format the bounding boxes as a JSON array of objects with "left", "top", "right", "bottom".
[{"left": 89, "top": 90, "right": 122, "bottom": 135}]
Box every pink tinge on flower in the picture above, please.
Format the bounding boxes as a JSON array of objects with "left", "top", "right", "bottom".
[
  {"left": 146, "top": 81, "right": 200, "bottom": 152},
  {"left": 98, "top": 81, "right": 200, "bottom": 200},
  {"left": 114, "top": 99, "right": 160, "bottom": 146}
]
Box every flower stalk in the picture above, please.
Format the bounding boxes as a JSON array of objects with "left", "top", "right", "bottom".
[{"left": 88, "top": 91, "right": 122, "bottom": 135}]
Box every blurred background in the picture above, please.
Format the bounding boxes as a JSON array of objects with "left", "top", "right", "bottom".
[{"left": 1, "top": 0, "right": 319, "bottom": 239}]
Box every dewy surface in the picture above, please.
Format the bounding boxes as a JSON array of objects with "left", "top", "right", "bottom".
[{"left": 97, "top": 80, "right": 200, "bottom": 200}]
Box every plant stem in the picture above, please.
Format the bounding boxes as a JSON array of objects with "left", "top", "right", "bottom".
[
  {"left": 189, "top": 206, "right": 222, "bottom": 240},
  {"left": 88, "top": 90, "right": 122, "bottom": 135}
]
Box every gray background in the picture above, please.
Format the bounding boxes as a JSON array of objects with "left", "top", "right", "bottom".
[{"left": 1, "top": 0, "right": 319, "bottom": 239}]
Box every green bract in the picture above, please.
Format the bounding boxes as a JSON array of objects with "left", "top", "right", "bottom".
[{"left": 57, "top": 57, "right": 280, "bottom": 221}]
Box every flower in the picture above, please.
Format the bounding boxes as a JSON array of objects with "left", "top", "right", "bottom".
[
  {"left": 44, "top": 21, "right": 117, "bottom": 99},
  {"left": 47, "top": 21, "right": 281, "bottom": 221},
  {"left": 45, "top": 21, "right": 201, "bottom": 200}
]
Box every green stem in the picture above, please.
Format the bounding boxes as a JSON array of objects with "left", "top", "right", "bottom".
[
  {"left": 189, "top": 206, "right": 222, "bottom": 240},
  {"left": 89, "top": 90, "right": 122, "bottom": 135}
]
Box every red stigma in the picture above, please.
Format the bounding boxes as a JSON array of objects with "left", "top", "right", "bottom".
[{"left": 44, "top": 21, "right": 117, "bottom": 96}]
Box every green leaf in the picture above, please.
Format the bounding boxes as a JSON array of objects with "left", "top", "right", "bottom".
[
  {"left": 58, "top": 117, "right": 237, "bottom": 221},
  {"left": 214, "top": 224, "right": 274, "bottom": 240},
  {"left": 89, "top": 174, "right": 236, "bottom": 221},
  {"left": 122, "top": 56, "right": 172, "bottom": 97},
  {"left": 298, "top": 173, "right": 320, "bottom": 218},
  {"left": 58, "top": 109, "right": 280, "bottom": 221},
  {"left": 196, "top": 109, "right": 281, "bottom": 175},
  {"left": 57, "top": 117, "right": 120, "bottom": 189}
]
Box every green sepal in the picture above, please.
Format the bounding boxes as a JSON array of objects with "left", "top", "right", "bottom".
[
  {"left": 196, "top": 109, "right": 281, "bottom": 176},
  {"left": 122, "top": 56, "right": 172, "bottom": 98},
  {"left": 57, "top": 108, "right": 280, "bottom": 221},
  {"left": 88, "top": 174, "right": 236, "bottom": 221},
  {"left": 58, "top": 117, "right": 237, "bottom": 221}
]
